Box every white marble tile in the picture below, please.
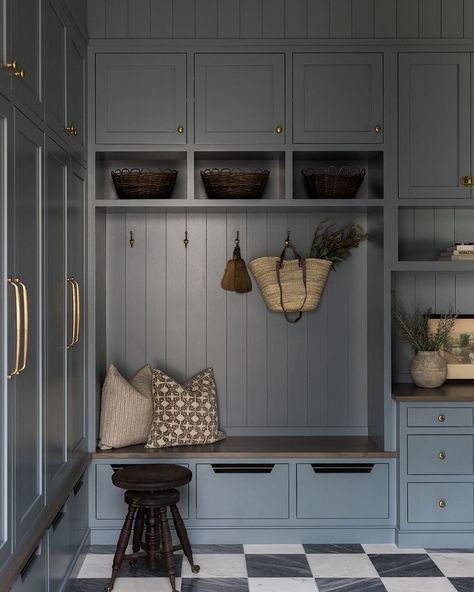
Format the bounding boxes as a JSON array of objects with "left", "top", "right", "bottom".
[
  {"left": 430, "top": 553, "right": 474, "bottom": 577},
  {"left": 307, "top": 554, "right": 378, "bottom": 578},
  {"left": 244, "top": 544, "right": 305, "bottom": 555},
  {"left": 112, "top": 578, "right": 182, "bottom": 591},
  {"left": 248, "top": 578, "right": 318, "bottom": 591},
  {"left": 362, "top": 544, "right": 426, "bottom": 555},
  {"left": 181, "top": 554, "right": 247, "bottom": 578},
  {"left": 76, "top": 554, "right": 113, "bottom": 578},
  {"left": 382, "top": 577, "right": 457, "bottom": 592}
]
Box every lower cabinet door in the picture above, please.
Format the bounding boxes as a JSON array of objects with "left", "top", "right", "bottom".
[
  {"left": 11, "top": 538, "right": 48, "bottom": 592},
  {"left": 69, "top": 470, "right": 89, "bottom": 553},
  {"left": 296, "top": 463, "right": 389, "bottom": 519},
  {"left": 407, "top": 482, "right": 474, "bottom": 523},
  {"left": 196, "top": 463, "right": 289, "bottom": 519},
  {"left": 407, "top": 435, "right": 474, "bottom": 475},
  {"left": 48, "top": 503, "right": 73, "bottom": 592}
]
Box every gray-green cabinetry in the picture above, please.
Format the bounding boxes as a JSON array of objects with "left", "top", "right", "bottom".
[
  {"left": 11, "top": 540, "right": 48, "bottom": 592},
  {"left": 194, "top": 53, "right": 285, "bottom": 144},
  {"left": 293, "top": 53, "right": 383, "bottom": 143},
  {"left": 399, "top": 53, "right": 471, "bottom": 199},
  {"left": 66, "top": 27, "right": 86, "bottom": 159},
  {"left": 0, "top": 0, "right": 10, "bottom": 99},
  {"left": 96, "top": 53, "right": 187, "bottom": 144}
]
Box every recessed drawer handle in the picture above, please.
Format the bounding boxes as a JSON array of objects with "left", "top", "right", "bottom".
[
  {"left": 21, "top": 546, "right": 39, "bottom": 581},
  {"left": 51, "top": 506, "right": 66, "bottom": 531},
  {"left": 111, "top": 464, "right": 129, "bottom": 472},
  {"left": 311, "top": 463, "right": 374, "bottom": 474},
  {"left": 74, "top": 475, "right": 85, "bottom": 496},
  {"left": 211, "top": 464, "right": 274, "bottom": 474}
]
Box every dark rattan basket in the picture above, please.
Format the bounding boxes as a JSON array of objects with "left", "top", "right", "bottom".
[
  {"left": 200, "top": 168, "right": 270, "bottom": 199},
  {"left": 111, "top": 168, "right": 178, "bottom": 199},
  {"left": 301, "top": 166, "right": 366, "bottom": 199}
]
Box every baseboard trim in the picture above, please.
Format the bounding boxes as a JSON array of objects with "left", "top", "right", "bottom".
[{"left": 397, "top": 530, "right": 474, "bottom": 548}]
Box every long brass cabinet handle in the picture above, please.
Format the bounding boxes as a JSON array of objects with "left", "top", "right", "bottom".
[
  {"left": 16, "top": 279, "right": 28, "bottom": 374},
  {"left": 7, "top": 278, "right": 21, "bottom": 379},
  {"left": 67, "top": 277, "right": 77, "bottom": 349},
  {"left": 73, "top": 279, "right": 80, "bottom": 345}
]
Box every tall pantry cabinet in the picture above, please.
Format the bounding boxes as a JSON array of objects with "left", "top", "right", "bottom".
[{"left": 0, "top": 0, "right": 88, "bottom": 588}]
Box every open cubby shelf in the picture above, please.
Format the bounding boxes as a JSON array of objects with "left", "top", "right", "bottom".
[{"left": 393, "top": 381, "right": 474, "bottom": 402}]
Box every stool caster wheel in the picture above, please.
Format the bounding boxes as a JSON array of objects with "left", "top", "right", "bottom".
[
  {"left": 129, "top": 559, "right": 137, "bottom": 568},
  {"left": 192, "top": 565, "right": 200, "bottom": 574},
  {"left": 104, "top": 584, "right": 113, "bottom": 592}
]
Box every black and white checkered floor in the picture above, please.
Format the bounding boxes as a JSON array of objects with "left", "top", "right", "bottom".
[{"left": 67, "top": 544, "right": 474, "bottom": 591}]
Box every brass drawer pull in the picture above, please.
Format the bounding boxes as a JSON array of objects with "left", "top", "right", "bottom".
[
  {"left": 438, "top": 451, "right": 446, "bottom": 460},
  {"left": 462, "top": 176, "right": 474, "bottom": 187},
  {"left": 374, "top": 124, "right": 382, "bottom": 133},
  {"left": 438, "top": 499, "right": 446, "bottom": 508},
  {"left": 7, "top": 278, "right": 21, "bottom": 379},
  {"left": 437, "top": 414, "right": 446, "bottom": 423},
  {"left": 72, "top": 279, "right": 80, "bottom": 345},
  {"left": 16, "top": 279, "right": 28, "bottom": 374},
  {"left": 67, "top": 277, "right": 77, "bottom": 349}
]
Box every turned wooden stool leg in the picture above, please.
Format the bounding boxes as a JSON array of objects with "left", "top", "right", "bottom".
[
  {"left": 171, "top": 504, "right": 200, "bottom": 573},
  {"left": 105, "top": 501, "right": 137, "bottom": 592},
  {"left": 158, "top": 506, "right": 177, "bottom": 592},
  {"left": 129, "top": 507, "right": 145, "bottom": 567},
  {"left": 145, "top": 507, "right": 161, "bottom": 570}
]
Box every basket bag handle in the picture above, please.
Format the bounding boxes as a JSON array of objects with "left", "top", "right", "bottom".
[{"left": 276, "top": 240, "right": 308, "bottom": 323}]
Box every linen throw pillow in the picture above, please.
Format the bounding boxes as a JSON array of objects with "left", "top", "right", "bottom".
[
  {"left": 146, "top": 368, "right": 226, "bottom": 448},
  {"left": 98, "top": 364, "right": 153, "bottom": 450}
]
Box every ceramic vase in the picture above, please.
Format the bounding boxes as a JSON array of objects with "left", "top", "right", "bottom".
[{"left": 409, "top": 350, "right": 447, "bottom": 388}]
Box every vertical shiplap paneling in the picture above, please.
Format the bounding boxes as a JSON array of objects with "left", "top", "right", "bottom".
[
  {"left": 125, "top": 215, "right": 147, "bottom": 376},
  {"left": 414, "top": 272, "right": 436, "bottom": 309},
  {"left": 308, "top": 0, "right": 330, "bottom": 38},
  {"left": 398, "top": 208, "right": 414, "bottom": 261},
  {"left": 105, "top": 0, "right": 128, "bottom": 38},
  {"left": 454, "top": 208, "right": 474, "bottom": 243},
  {"left": 186, "top": 214, "right": 207, "bottom": 377},
  {"left": 434, "top": 209, "right": 455, "bottom": 257},
  {"left": 246, "top": 213, "right": 268, "bottom": 427},
  {"left": 455, "top": 273, "right": 474, "bottom": 311},
  {"left": 196, "top": 0, "right": 218, "bottom": 38},
  {"left": 396, "top": 0, "right": 419, "bottom": 38},
  {"left": 329, "top": 0, "right": 352, "bottom": 38},
  {"left": 262, "top": 0, "right": 285, "bottom": 38},
  {"left": 128, "top": 0, "right": 151, "bottom": 37},
  {"left": 173, "top": 0, "right": 196, "bottom": 38},
  {"left": 106, "top": 214, "right": 126, "bottom": 368},
  {"left": 464, "top": 0, "right": 474, "bottom": 37},
  {"left": 442, "top": 0, "right": 463, "bottom": 38},
  {"left": 286, "top": 214, "right": 309, "bottom": 426},
  {"left": 374, "top": 0, "right": 396, "bottom": 37},
  {"left": 226, "top": 213, "right": 248, "bottom": 426},
  {"left": 206, "top": 213, "right": 228, "bottom": 426},
  {"left": 413, "top": 208, "right": 434, "bottom": 261},
  {"left": 88, "top": 0, "right": 106, "bottom": 38},
  {"left": 165, "top": 214, "right": 187, "bottom": 381},
  {"left": 150, "top": 0, "right": 173, "bottom": 38},
  {"left": 419, "top": 0, "right": 441, "bottom": 38},
  {"left": 266, "top": 213, "right": 288, "bottom": 426},
  {"left": 218, "top": 0, "right": 240, "bottom": 38},
  {"left": 393, "top": 273, "right": 416, "bottom": 380},
  {"left": 240, "top": 0, "right": 262, "bottom": 38},
  {"left": 285, "top": 0, "right": 308, "bottom": 38},
  {"left": 146, "top": 214, "right": 167, "bottom": 369},
  {"left": 352, "top": 0, "right": 374, "bottom": 39},
  {"left": 435, "top": 273, "right": 456, "bottom": 312}
]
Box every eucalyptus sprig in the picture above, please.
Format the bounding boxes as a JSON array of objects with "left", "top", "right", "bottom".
[
  {"left": 310, "top": 221, "right": 368, "bottom": 266},
  {"left": 393, "top": 304, "right": 457, "bottom": 353}
]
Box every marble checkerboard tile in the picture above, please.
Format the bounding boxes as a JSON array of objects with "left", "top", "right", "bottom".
[{"left": 66, "top": 544, "right": 474, "bottom": 592}]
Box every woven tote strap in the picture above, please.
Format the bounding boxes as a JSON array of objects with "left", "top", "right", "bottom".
[{"left": 276, "top": 257, "right": 308, "bottom": 324}]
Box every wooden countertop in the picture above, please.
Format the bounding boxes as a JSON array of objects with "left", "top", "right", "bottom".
[
  {"left": 93, "top": 436, "right": 398, "bottom": 459},
  {"left": 393, "top": 381, "right": 474, "bottom": 402}
]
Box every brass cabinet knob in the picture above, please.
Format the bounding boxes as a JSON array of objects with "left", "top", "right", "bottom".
[
  {"left": 14, "top": 69, "right": 25, "bottom": 78},
  {"left": 438, "top": 451, "right": 446, "bottom": 460},
  {"left": 462, "top": 176, "right": 473, "bottom": 187},
  {"left": 438, "top": 499, "right": 447, "bottom": 508},
  {"left": 5, "top": 59, "right": 17, "bottom": 71},
  {"left": 374, "top": 124, "right": 382, "bottom": 133},
  {"left": 177, "top": 125, "right": 184, "bottom": 134},
  {"left": 437, "top": 414, "right": 446, "bottom": 423},
  {"left": 66, "top": 125, "right": 78, "bottom": 137},
  {"left": 276, "top": 126, "right": 283, "bottom": 134}
]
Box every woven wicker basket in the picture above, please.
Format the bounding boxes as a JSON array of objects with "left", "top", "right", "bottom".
[
  {"left": 111, "top": 168, "right": 178, "bottom": 199},
  {"left": 302, "top": 166, "right": 366, "bottom": 199},
  {"left": 201, "top": 168, "right": 270, "bottom": 199},
  {"left": 249, "top": 256, "right": 332, "bottom": 313}
]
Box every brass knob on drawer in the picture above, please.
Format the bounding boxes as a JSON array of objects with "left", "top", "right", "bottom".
[
  {"left": 438, "top": 499, "right": 447, "bottom": 508},
  {"left": 66, "top": 125, "right": 78, "bottom": 137},
  {"left": 14, "top": 69, "right": 25, "bottom": 78},
  {"left": 177, "top": 126, "right": 184, "bottom": 134},
  {"left": 437, "top": 414, "right": 446, "bottom": 423},
  {"left": 462, "top": 176, "right": 474, "bottom": 187},
  {"left": 438, "top": 451, "right": 446, "bottom": 460},
  {"left": 276, "top": 126, "right": 283, "bottom": 134},
  {"left": 5, "top": 59, "right": 17, "bottom": 71},
  {"left": 374, "top": 124, "right": 382, "bottom": 133}
]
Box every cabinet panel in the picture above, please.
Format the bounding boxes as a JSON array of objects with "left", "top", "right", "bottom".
[
  {"left": 44, "top": 138, "right": 68, "bottom": 496},
  {"left": 293, "top": 53, "right": 383, "bottom": 143},
  {"left": 48, "top": 503, "right": 71, "bottom": 592},
  {"left": 11, "top": 0, "right": 42, "bottom": 116},
  {"left": 0, "top": 0, "right": 10, "bottom": 98},
  {"left": 407, "top": 406, "right": 473, "bottom": 427},
  {"left": 399, "top": 53, "right": 471, "bottom": 198},
  {"left": 195, "top": 53, "right": 285, "bottom": 144},
  {"left": 10, "top": 110, "right": 44, "bottom": 544},
  {"left": 407, "top": 435, "right": 474, "bottom": 475},
  {"left": 96, "top": 53, "right": 187, "bottom": 145},
  {"left": 11, "top": 540, "right": 48, "bottom": 592},
  {"left": 44, "top": 0, "right": 67, "bottom": 137},
  {"left": 66, "top": 30, "right": 86, "bottom": 159},
  {"left": 407, "top": 482, "right": 474, "bottom": 523}
]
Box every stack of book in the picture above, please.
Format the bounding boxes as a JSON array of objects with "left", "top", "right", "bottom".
[{"left": 439, "top": 243, "right": 474, "bottom": 260}]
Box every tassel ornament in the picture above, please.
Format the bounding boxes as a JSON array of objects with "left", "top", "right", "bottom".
[{"left": 221, "top": 232, "right": 252, "bottom": 294}]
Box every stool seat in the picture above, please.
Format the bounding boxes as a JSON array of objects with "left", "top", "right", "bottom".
[{"left": 112, "top": 463, "right": 192, "bottom": 491}]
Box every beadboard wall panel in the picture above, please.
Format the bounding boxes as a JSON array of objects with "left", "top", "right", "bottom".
[
  {"left": 101, "top": 211, "right": 371, "bottom": 435},
  {"left": 88, "top": 0, "right": 474, "bottom": 39},
  {"left": 392, "top": 272, "right": 474, "bottom": 382}
]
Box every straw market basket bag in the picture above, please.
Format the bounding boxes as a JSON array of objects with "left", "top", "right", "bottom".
[{"left": 249, "top": 239, "right": 332, "bottom": 323}]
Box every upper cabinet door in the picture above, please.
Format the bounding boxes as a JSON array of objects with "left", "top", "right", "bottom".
[
  {"left": 194, "top": 54, "right": 285, "bottom": 145},
  {"left": 96, "top": 53, "right": 187, "bottom": 145},
  {"left": 399, "top": 53, "right": 471, "bottom": 199},
  {"left": 66, "top": 29, "right": 86, "bottom": 159},
  {"left": 11, "top": 0, "right": 42, "bottom": 117},
  {"left": 0, "top": 0, "right": 10, "bottom": 99},
  {"left": 293, "top": 53, "right": 383, "bottom": 144},
  {"left": 44, "top": 0, "right": 67, "bottom": 138}
]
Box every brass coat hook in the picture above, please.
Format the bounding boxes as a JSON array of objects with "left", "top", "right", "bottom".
[
  {"left": 184, "top": 230, "right": 189, "bottom": 248},
  {"left": 129, "top": 230, "right": 135, "bottom": 248},
  {"left": 285, "top": 230, "right": 291, "bottom": 246}
]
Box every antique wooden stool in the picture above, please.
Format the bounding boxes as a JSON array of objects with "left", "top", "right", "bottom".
[{"left": 105, "top": 464, "right": 200, "bottom": 592}]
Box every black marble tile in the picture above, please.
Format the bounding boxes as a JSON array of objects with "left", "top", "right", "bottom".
[
  {"left": 192, "top": 544, "right": 244, "bottom": 554},
  {"left": 430, "top": 548, "right": 474, "bottom": 553},
  {"left": 304, "top": 544, "right": 364, "bottom": 554},
  {"left": 117, "top": 553, "right": 183, "bottom": 577},
  {"left": 450, "top": 578, "right": 474, "bottom": 592},
  {"left": 369, "top": 554, "right": 444, "bottom": 578},
  {"left": 181, "top": 578, "right": 249, "bottom": 591},
  {"left": 246, "top": 554, "right": 312, "bottom": 578},
  {"left": 316, "top": 578, "right": 387, "bottom": 592},
  {"left": 65, "top": 580, "right": 109, "bottom": 592}
]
